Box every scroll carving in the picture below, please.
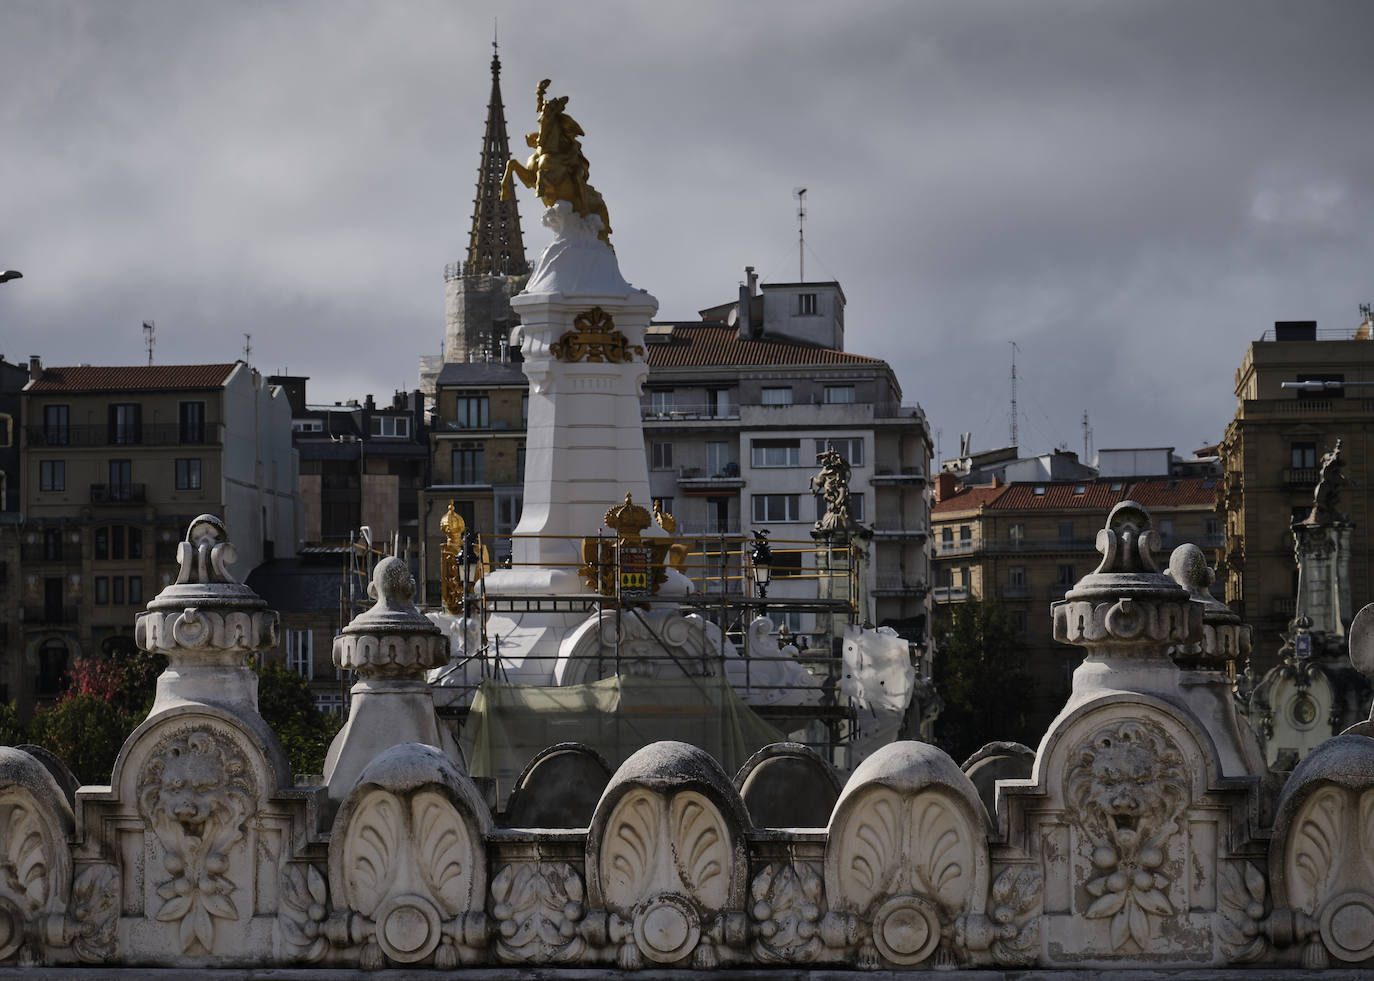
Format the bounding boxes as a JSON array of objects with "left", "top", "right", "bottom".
[{"left": 490, "top": 862, "right": 586, "bottom": 963}]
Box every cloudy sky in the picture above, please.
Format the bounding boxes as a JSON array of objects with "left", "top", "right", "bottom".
[{"left": 4, "top": 0, "right": 1372, "bottom": 461}]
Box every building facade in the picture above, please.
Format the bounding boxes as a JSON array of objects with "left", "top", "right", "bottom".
[
  {"left": 18, "top": 360, "right": 297, "bottom": 712},
  {"left": 1219, "top": 313, "right": 1374, "bottom": 671},
  {"left": 931, "top": 461, "right": 1220, "bottom": 733},
  {"left": 0, "top": 356, "right": 29, "bottom": 708}
]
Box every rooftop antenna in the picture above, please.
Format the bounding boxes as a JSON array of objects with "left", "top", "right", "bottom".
[
  {"left": 1009, "top": 341, "right": 1020, "bottom": 448},
  {"left": 793, "top": 187, "right": 807, "bottom": 281},
  {"left": 142, "top": 320, "right": 155, "bottom": 366},
  {"left": 1082, "top": 410, "right": 1093, "bottom": 462},
  {"left": 243, "top": 333, "right": 252, "bottom": 363}
]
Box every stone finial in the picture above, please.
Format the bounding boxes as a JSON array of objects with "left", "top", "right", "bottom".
[
  {"left": 334, "top": 557, "right": 449, "bottom": 677},
  {"left": 1167, "top": 543, "right": 1251, "bottom": 669},
  {"left": 1053, "top": 501, "right": 1199, "bottom": 650},
  {"left": 134, "top": 514, "right": 278, "bottom": 716}
]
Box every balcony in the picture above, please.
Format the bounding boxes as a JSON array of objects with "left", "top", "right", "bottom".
[
  {"left": 937, "top": 535, "right": 1098, "bottom": 555},
  {"left": 642, "top": 402, "right": 740, "bottom": 422},
  {"left": 90, "top": 483, "right": 147, "bottom": 505},
  {"left": 870, "top": 526, "right": 929, "bottom": 541},
  {"left": 676, "top": 466, "right": 745, "bottom": 491},
  {"left": 27, "top": 423, "right": 223, "bottom": 447},
  {"left": 999, "top": 583, "right": 1033, "bottom": 600},
  {"left": 19, "top": 544, "right": 73, "bottom": 563},
  {"left": 932, "top": 585, "right": 969, "bottom": 603},
  {"left": 872, "top": 576, "right": 927, "bottom": 598},
  {"left": 1283, "top": 467, "right": 1319, "bottom": 487},
  {"left": 1237, "top": 397, "right": 1374, "bottom": 421},
  {"left": 870, "top": 468, "right": 926, "bottom": 485}
]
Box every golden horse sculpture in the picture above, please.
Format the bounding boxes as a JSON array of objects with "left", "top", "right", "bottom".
[{"left": 501, "top": 78, "right": 613, "bottom": 247}]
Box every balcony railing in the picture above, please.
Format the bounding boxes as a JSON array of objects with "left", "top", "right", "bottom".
[
  {"left": 937, "top": 535, "right": 1099, "bottom": 554},
  {"left": 999, "top": 583, "right": 1033, "bottom": 599},
  {"left": 932, "top": 585, "right": 969, "bottom": 603},
  {"left": 19, "top": 544, "right": 72, "bottom": 563},
  {"left": 642, "top": 403, "right": 740, "bottom": 421},
  {"left": 90, "top": 483, "right": 147, "bottom": 505},
  {"left": 27, "top": 423, "right": 222, "bottom": 447},
  {"left": 1283, "top": 467, "right": 1319, "bottom": 486}
]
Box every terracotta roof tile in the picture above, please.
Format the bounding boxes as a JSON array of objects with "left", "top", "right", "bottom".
[
  {"left": 26, "top": 363, "right": 240, "bottom": 393},
  {"left": 646, "top": 325, "right": 883, "bottom": 368},
  {"left": 989, "top": 481, "right": 1126, "bottom": 510},
  {"left": 931, "top": 483, "right": 1007, "bottom": 514},
  {"left": 1121, "top": 476, "right": 1219, "bottom": 508}
]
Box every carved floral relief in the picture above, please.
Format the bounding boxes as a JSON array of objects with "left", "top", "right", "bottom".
[
  {"left": 1064, "top": 719, "right": 1189, "bottom": 952},
  {"left": 136, "top": 729, "right": 255, "bottom": 955}
]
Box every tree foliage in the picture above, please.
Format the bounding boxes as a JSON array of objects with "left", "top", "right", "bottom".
[
  {"left": 19, "top": 640, "right": 341, "bottom": 784},
  {"left": 932, "top": 599, "right": 1037, "bottom": 763}
]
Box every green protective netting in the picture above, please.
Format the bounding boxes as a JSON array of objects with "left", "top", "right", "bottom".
[{"left": 461, "top": 673, "right": 785, "bottom": 800}]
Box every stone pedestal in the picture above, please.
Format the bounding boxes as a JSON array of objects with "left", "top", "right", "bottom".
[
  {"left": 1293, "top": 518, "right": 1353, "bottom": 640},
  {"left": 468, "top": 203, "right": 662, "bottom": 684}
]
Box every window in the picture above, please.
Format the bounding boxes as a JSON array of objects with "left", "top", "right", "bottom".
[
  {"left": 767, "top": 610, "right": 805, "bottom": 634},
  {"left": 1057, "top": 564, "right": 1076, "bottom": 586},
  {"left": 650, "top": 441, "right": 673, "bottom": 470},
  {"left": 650, "top": 390, "right": 675, "bottom": 415},
  {"left": 751, "top": 439, "right": 801, "bottom": 468},
  {"left": 175, "top": 458, "right": 202, "bottom": 490},
  {"left": 1011, "top": 611, "right": 1029, "bottom": 634},
  {"left": 655, "top": 496, "right": 674, "bottom": 517},
  {"left": 1158, "top": 519, "right": 1174, "bottom": 546},
  {"left": 129, "top": 527, "right": 143, "bottom": 559},
  {"left": 316, "top": 692, "right": 345, "bottom": 715},
  {"left": 112, "top": 576, "right": 125, "bottom": 605},
  {"left": 109, "top": 460, "right": 132, "bottom": 499},
  {"left": 179, "top": 401, "right": 206, "bottom": 443},
  {"left": 454, "top": 393, "right": 489, "bottom": 428},
  {"left": 824, "top": 385, "right": 856, "bottom": 404},
  {"left": 292, "top": 419, "right": 323, "bottom": 433},
  {"left": 798, "top": 292, "right": 817, "bottom": 315},
  {"left": 709, "top": 389, "right": 732, "bottom": 418},
  {"left": 941, "top": 527, "right": 953, "bottom": 551},
  {"left": 959, "top": 524, "right": 971, "bottom": 543},
  {"left": 39, "top": 460, "right": 65, "bottom": 492},
  {"left": 752, "top": 493, "right": 801, "bottom": 522},
  {"left": 1073, "top": 484, "right": 1086, "bottom": 495},
  {"left": 286, "top": 629, "right": 313, "bottom": 680},
  {"left": 1009, "top": 523, "right": 1025, "bottom": 546},
  {"left": 516, "top": 445, "right": 526, "bottom": 482},
  {"left": 1205, "top": 517, "right": 1219, "bottom": 537},
  {"left": 814, "top": 438, "right": 864, "bottom": 467},
  {"left": 521, "top": 393, "right": 529, "bottom": 425},
  {"left": 1058, "top": 521, "right": 1074, "bottom": 543},
  {"left": 1009, "top": 565, "right": 1026, "bottom": 586},
  {"left": 1291, "top": 442, "right": 1317, "bottom": 469},
  {"left": 95, "top": 577, "right": 110, "bottom": 605},
  {"left": 43, "top": 528, "right": 62, "bottom": 561},
  {"left": 707, "top": 442, "right": 731, "bottom": 475},
  {"left": 43, "top": 405, "right": 69, "bottom": 445},
  {"left": 452, "top": 444, "right": 485, "bottom": 484},
  {"left": 109, "top": 403, "right": 141, "bottom": 444},
  {"left": 370, "top": 415, "right": 410, "bottom": 438},
  {"left": 760, "top": 387, "right": 793, "bottom": 406},
  {"left": 95, "top": 527, "right": 109, "bottom": 561},
  {"left": 1033, "top": 485, "right": 1046, "bottom": 496},
  {"left": 128, "top": 576, "right": 143, "bottom": 605}
]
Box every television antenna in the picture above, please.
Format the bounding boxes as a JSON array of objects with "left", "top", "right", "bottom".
[
  {"left": 243, "top": 333, "right": 252, "bottom": 363},
  {"left": 142, "top": 320, "right": 155, "bottom": 366},
  {"left": 793, "top": 187, "right": 807, "bottom": 281},
  {"left": 1009, "top": 341, "right": 1020, "bottom": 448}
]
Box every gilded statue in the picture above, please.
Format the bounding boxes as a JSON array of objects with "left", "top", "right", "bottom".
[
  {"left": 1307, "top": 438, "right": 1346, "bottom": 524},
  {"left": 501, "top": 78, "right": 613, "bottom": 246}
]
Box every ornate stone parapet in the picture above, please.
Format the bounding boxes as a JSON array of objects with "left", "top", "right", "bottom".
[
  {"left": 134, "top": 515, "right": 278, "bottom": 718},
  {"left": 324, "top": 557, "right": 456, "bottom": 813},
  {"left": 1168, "top": 543, "right": 1252, "bottom": 672}
]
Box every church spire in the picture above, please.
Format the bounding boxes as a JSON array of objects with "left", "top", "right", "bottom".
[{"left": 465, "top": 39, "right": 528, "bottom": 277}]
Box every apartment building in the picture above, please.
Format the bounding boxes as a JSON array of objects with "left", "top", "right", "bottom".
[
  {"left": 0, "top": 356, "right": 28, "bottom": 708},
  {"left": 1220, "top": 313, "right": 1374, "bottom": 670},
  {"left": 19, "top": 360, "right": 297, "bottom": 712},
  {"left": 931, "top": 457, "right": 1220, "bottom": 732}
]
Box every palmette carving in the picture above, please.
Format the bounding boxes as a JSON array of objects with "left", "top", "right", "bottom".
[
  {"left": 137, "top": 730, "right": 255, "bottom": 955},
  {"left": 490, "top": 862, "right": 586, "bottom": 963},
  {"left": 1287, "top": 787, "right": 1341, "bottom": 912},
  {"left": 279, "top": 864, "right": 329, "bottom": 963},
  {"left": 1066, "top": 719, "right": 1187, "bottom": 952},
  {"left": 1216, "top": 861, "right": 1269, "bottom": 963},
  {"left": 957, "top": 865, "right": 1042, "bottom": 966}
]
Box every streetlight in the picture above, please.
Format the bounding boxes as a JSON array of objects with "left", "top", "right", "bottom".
[
  {"left": 0, "top": 271, "right": 22, "bottom": 284},
  {"left": 749, "top": 529, "right": 773, "bottom": 599}
]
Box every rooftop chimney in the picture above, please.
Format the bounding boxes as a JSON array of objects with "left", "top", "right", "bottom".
[
  {"left": 28, "top": 355, "right": 41, "bottom": 382},
  {"left": 935, "top": 470, "right": 958, "bottom": 502}
]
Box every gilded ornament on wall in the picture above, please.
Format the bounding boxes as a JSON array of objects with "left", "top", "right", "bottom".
[{"left": 550, "top": 308, "right": 643, "bottom": 363}]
